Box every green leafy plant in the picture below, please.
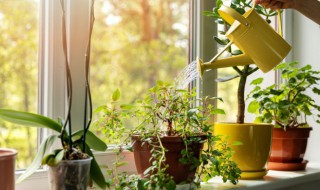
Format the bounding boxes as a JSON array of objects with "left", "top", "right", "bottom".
[
  {"left": 95, "top": 81, "right": 241, "bottom": 189},
  {"left": 135, "top": 81, "right": 241, "bottom": 189},
  {"left": 93, "top": 89, "right": 138, "bottom": 189},
  {"left": 202, "top": 0, "right": 279, "bottom": 123},
  {"left": 0, "top": 0, "right": 108, "bottom": 189},
  {"left": 248, "top": 62, "right": 320, "bottom": 129}
]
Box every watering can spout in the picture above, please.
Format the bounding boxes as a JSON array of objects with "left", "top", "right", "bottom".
[{"left": 197, "top": 54, "right": 253, "bottom": 78}]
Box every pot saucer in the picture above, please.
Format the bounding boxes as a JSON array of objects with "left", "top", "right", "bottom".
[
  {"left": 267, "top": 160, "right": 308, "bottom": 171},
  {"left": 240, "top": 169, "right": 268, "bottom": 179}
]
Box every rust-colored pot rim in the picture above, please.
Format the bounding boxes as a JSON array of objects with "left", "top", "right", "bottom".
[
  {"left": 214, "top": 122, "right": 273, "bottom": 127},
  {"left": 131, "top": 134, "right": 207, "bottom": 142},
  {"left": 0, "top": 148, "right": 18, "bottom": 157}
]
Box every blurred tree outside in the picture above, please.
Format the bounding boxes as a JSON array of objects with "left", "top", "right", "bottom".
[
  {"left": 0, "top": 0, "right": 39, "bottom": 169},
  {"left": 91, "top": 0, "right": 189, "bottom": 142},
  {"left": 0, "top": 0, "right": 190, "bottom": 167}
]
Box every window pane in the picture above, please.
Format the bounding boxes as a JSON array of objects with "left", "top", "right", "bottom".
[
  {"left": 91, "top": 0, "right": 189, "bottom": 142},
  {"left": 0, "top": 0, "right": 39, "bottom": 169}
]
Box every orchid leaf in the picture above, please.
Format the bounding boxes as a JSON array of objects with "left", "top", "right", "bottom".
[
  {"left": 81, "top": 144, "right": 108, "bottom": 189},
  {"left": 72, "top": 130, "right": 107, "bottom": 151},
  {"left": 16, "top": 134, "right": 59, "bottom": 183},
  {"left": 0, "top": 109, "right": 61, "bottom": 132}
]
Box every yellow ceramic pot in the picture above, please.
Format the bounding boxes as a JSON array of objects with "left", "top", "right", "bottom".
[{"left": 214, "top": 123, "right": 273, "bottom": 179}]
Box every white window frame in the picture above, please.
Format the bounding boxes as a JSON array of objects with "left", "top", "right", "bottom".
[
  {"left": 15, "top": 0, "right": 320, "bottom": 189},
  {"left": 16, "top": 0, "right": 209, "bottom": 189}
]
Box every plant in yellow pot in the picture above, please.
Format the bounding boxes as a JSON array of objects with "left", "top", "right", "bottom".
[
  {"left": 197, "top": 0, "right": 289, "bottom": 179},
  {"left": 248, "top": 62, "right": 320, "bottom": 171}
]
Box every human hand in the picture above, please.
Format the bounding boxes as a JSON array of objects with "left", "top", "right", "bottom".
[{"left": 254, "top": 0, "right": 296, "bottom": 10}]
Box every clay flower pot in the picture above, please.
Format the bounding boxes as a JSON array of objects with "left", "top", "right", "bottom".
[
  {"left": 132, "top": 135, "right": 205, "bottom": 183},
  {"left": 268, "top": 127, "right": 312, "bottom": 171},
  {"left": 0, "top": 148, "right": 18, "bottom": 190}
]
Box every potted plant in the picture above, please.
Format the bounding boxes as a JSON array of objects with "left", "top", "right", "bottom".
[
  {"left": 94, "top": 82, "right": 241, "bottom": 189},
  {"left": 131, "top": 81, "right": 241, "bottom": 189},
  {"left": 248, "top": 61, "right": 320, "bottom": 171},
  {"left": 197, "top": 0, "right": 284, "bottom": 179},
  {"left": 0, "top": 1, "right": 108, "bottom": 189}
]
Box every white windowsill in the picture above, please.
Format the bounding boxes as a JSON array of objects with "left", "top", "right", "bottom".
[
  {"left": 15, "top": 151, "right": 320, "bottom": 190},
  {"left": 199, "top": 163, "right": 320, "bottom": 190}
]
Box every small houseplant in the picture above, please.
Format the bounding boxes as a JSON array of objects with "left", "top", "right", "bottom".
[
  {"left": 95, "top": 81, "right": 241, "bottom": 189},
  {"left": 0, "top": 0, "right": 108, "bottom": 189},
  {"left": 248, "top": 61, "right": 320, "bottom": 170},
  {"left": 198, "top": 0, "right": 284, "bottom": 178},
  {"left": 131, "top": 81, "right": 241, "bottom": 189}
]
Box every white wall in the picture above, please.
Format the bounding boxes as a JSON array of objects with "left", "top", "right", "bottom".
[{"left": 291, "top": 12, "right": 320, "bottom": 163}]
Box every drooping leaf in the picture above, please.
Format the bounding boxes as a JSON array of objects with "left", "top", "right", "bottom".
[
  {"left": 0, "top": 109, "right": 62, "bottom": 132},
  {"left": 82, "top": 144, "right": 108, "bottom": 189},
  {"left": 17, "top": 134, "right": 59, "bottom": 183}
]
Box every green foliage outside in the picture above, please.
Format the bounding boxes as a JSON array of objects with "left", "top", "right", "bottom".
[
  {"left": 0, "top": 0, "right": 38, "bottom": 169},
  {"left": 90, "top": 0, "right": 188, "bottom": 139},
  {"left": 0, "top": 0, "right": 189, "bottom": 169}
]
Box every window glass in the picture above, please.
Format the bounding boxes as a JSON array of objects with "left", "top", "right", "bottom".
[
  {"left": 91, "top": 0, "right": 189, "bottom": 142},
  {"left": 0, "top": 0, "right": 39, "bottom": 169}
]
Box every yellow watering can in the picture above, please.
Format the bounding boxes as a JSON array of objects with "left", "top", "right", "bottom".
[{"left": 197, "top": 5, "right": 291, "bottom": 77}]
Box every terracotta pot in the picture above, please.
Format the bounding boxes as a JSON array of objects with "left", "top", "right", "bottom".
[
  {"left": 48, "top": 158, "right": 92, "bottom": 190},
  {"left": 268, "top": 127, "right": 312, "bottom": 171},
  {"left": 0, "top": 148, "right": 18, "bottom": 190},
  {"left": 214, "top": 123, "right": 273, "bottom": 179},
  {"left": 132, "top": 135, "right": 205, "bottom": 183}
]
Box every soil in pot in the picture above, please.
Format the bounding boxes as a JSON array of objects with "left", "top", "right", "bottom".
[
  {"left": 268, "top": 127, "right": 312, "bottom": 171},
  {"left": 48, "top": 157, "right": 92, "bottom": 190},
  {"left": 0, "top": 148, "right": 18, "bottom": 190},
  {"left": 132, "top": 135, "right": 205, "bottom": 184}
]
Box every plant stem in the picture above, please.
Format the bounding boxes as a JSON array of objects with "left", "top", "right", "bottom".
[
  {"left": 60, "top": 0, "right": 73, "bottom": 152},
  {"left": 82, "top": 0, "right": 95, "bottom": 152}
]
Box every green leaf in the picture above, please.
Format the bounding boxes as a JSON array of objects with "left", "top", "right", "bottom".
[
  {"left": 17, "top": 134, "right": 59, "bottom": 183},
  {"left": 54, "top": 149, "right": 64, "bottom": 165},
  {"left": 83, "top": 144, "right": 108, "bottom": 189},
  {"left": 112, "top": 89, "right": 121, "bottom": 101},
  {"left": 72, "top": 130, "right": 107, "bottom": 151},
  {"left": 115, "top": 161, "right": 128, "bottom": 167},
  {"left": 164, "top": 180, "right": 176, "bottom": 190},
  {"left": 250, "top": 78, "right": 263, "bottom": 85},
  {"left": 231, "top": 50, "right": 242, "bottom": 55},
  {"left": 247, "top": 101, "right": 259, "bottom": 114},
  {"left": 211, "top": 108, "right": 226, "bottom": 115},
  {"left": 0, "top": 109, "right": 62, "bottom": 132},
  {"left": 214, "top": 36, "right": 228, "bottom": 45}
]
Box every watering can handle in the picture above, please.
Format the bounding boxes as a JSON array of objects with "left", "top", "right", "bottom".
[
  {"left": 218, "top": 5, "right": 250, "bottom": 26},
  {"left": 218, "top": 5, "right": 284, "bottom": 36}
]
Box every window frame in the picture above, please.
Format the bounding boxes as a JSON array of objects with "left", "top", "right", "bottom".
[{"left": 17, "top": 0, "right": 212, "bottom": 189}]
